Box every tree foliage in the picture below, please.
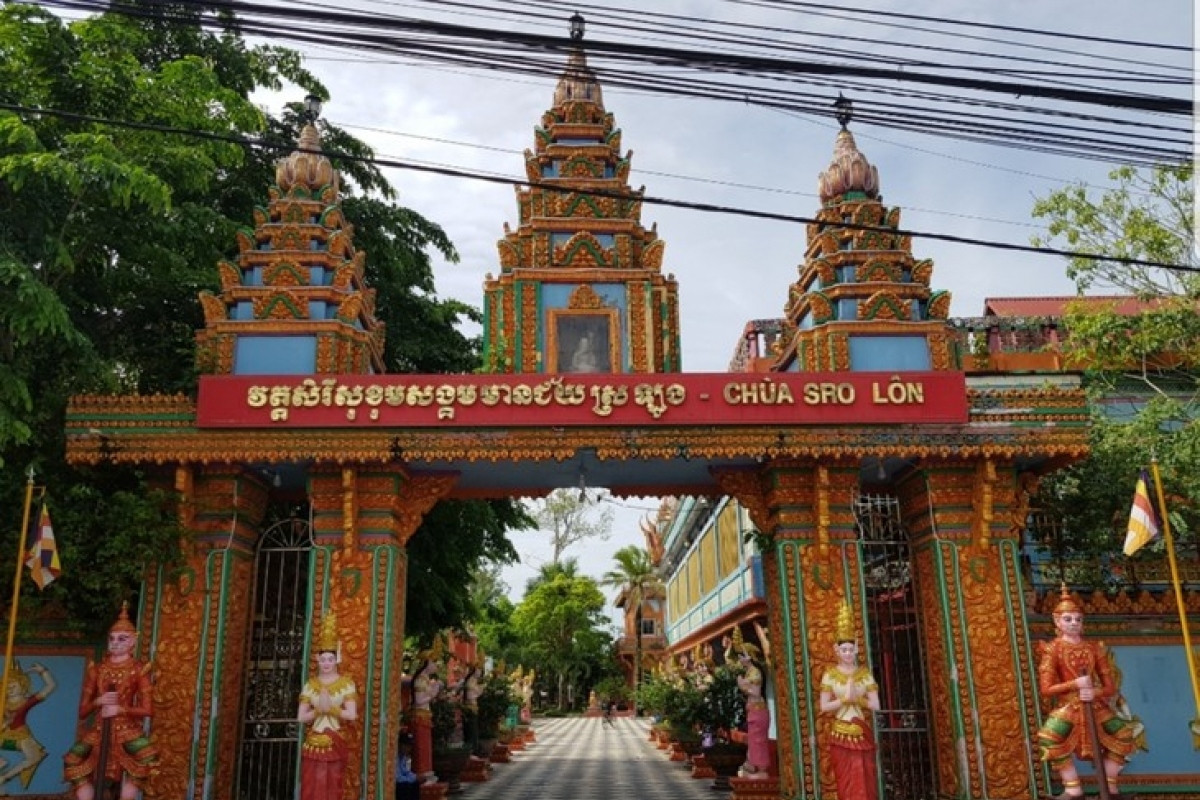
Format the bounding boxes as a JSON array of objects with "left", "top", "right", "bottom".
[
  {"left": 531, "top": 489, "right": 614, "bottom": 565},
  {"left": 600, "top": 545, "right": 660, "bottom": 709},
  {"left": 0, "top": 2, "right": 526, "bottom": 633},
  {"left": 509, "top": 569, "right": 611, "bottom": 709},
  {"left": 1030, "top": 164, "right": 1199, "bottom": 575},
  {"left": 1031, "top": 163, "right": 1195, "bottom": 296}
]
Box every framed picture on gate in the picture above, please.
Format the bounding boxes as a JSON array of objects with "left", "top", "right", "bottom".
[{"left": 547, "top": 309, "right": 619, "bottom": 374}]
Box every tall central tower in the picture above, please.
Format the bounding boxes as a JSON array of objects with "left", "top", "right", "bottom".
[{"left": 482, "top": 15, "right": 681, "bottom": 374}]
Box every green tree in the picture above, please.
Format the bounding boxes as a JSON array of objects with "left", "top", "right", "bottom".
[
  {"left": 510, "top": 569, "right": 611, "bottom": 709},
  {"left": 1030, "top": 163, "right": 1199, "bottom": 574},
  {"left": 531, "top": 488, "right": 614, "bottom": 565},
  {"left": 0, "top": 2, "right": 526, "bottom": 632},
  {"left": 600, "top": 545, "right": 661, "bottom": 714}
]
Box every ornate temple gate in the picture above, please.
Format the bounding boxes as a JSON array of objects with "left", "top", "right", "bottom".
[
  {"left": 235, "top": 507, "right": 313, "bottom": 800},
  {"left": 853, "top": 491, "right": 936, "bottom": 800},
  {"left": 60, "top": 27, "right": 1092, "bottom": 799}
]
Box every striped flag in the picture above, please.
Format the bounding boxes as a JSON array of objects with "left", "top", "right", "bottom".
[
  {"left": 24, "top": 504, "right": 60, "bottom": 590},
  {"left": 1122, "top": 470, "right": 1161, "bottom": 557}
]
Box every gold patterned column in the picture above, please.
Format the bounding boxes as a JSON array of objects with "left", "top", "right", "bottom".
[
  {"left": 309, "top": 467, "right": 457, "bottom": 800},
  {"left": 717, "top": 461, "right": 862, "bottom": 800},
  {"left": 899, "top": 462, "right": 1044, "bottom": 800},
  {"left": 146, "top": 466, "right": 268, "bottom": 800}
]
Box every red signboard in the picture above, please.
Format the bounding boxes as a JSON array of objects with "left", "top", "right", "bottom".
[{"left": 196, "top": 372, "right": 968, "bottom": 428}]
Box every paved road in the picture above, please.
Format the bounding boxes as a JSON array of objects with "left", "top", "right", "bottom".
[{"left": 455, "top": 716, "right": 720, "bottom": 800}]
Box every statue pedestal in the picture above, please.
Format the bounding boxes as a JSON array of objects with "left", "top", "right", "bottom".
[
  {"left": 460, "top": 756, "right": 490, "bottom": 783},
  {"left": 730, "top": 776, "right": 781, "bottom": 800},
  {"left": 489, "top": 743, "right": 511, "bottom": 764},
  {"left": 690, "top": 755, "right": 716, "bottom": 779},
  {"left": 418, "top": 782, "right": 448, "bottom": 800}
]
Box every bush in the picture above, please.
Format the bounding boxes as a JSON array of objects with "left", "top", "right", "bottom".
[
  {"left": 698, "top": 666, "right": 746, "bottom": 742},
  {"left": 592, "top": 676, "right": 630, "bottom": 706},
  {"left": 476, "top": 674, "right": 516, "bottom": 738}
]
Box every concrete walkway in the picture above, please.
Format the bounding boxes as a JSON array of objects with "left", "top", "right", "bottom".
[{"left": 454, "top": 716, "right": 721, "bottom": 800}]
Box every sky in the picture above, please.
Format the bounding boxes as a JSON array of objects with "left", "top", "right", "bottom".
[{"left": 229, "top": 0, "right": 1193, "bottom": 613}]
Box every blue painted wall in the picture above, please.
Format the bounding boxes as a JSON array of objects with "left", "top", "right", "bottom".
[
  {"left": 848, "top": 334, "right": 931, "bottom": 371},
  {"left": 234, "top": 336, "right": 318, "bottom": 374},
  {"left": 4, "top": 653, "right": 87, "bottom": 796},
  {"left": 1073, "top": 643, "right": 1198, "bottom": 780}
]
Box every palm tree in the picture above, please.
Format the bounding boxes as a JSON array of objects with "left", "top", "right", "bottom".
[{"left": 601, "top": 545, "right": 661, "bottom": 715}]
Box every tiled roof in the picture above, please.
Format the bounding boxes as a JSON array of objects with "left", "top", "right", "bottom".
[{"left": 983, "top": 296, "right": 1156, "bottom": 317}]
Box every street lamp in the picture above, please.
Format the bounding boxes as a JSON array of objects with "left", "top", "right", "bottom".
[
  {"left": 303, "top": 94, "right": 323, "bottom": 124},
  {"left": 569, "top": 12, "right": 585, "bottom": 41},
  {"left": 833, "top": 92, "right": 853, "bottom": 130}
]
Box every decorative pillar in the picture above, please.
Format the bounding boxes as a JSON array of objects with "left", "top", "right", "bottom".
[
  {"left": 717, "top": 460, "right": 863, "bottom": 800},
  {"left": 145, "top": 466, "right": 269, "bottom": 800},
  {"left": 308, "top": 467, "right": 457, "bottom": 800},
  {"left": 898, "top": 462, "right": 1046, "bottom": 800}
]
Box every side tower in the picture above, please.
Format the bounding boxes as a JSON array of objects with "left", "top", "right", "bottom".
[
  {"left": 774, "top": 101, "right": 957, "bottom": 372},
  {"left": 196, "top": 109, "right": 385, "bottom": 375},
  {"left": 483, "top": 15, "right": 681, "bottom": 374}
]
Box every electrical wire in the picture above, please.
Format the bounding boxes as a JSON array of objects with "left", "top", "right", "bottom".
[{"left": 2, "top": 100, "right": 1193, "bottom": 274}]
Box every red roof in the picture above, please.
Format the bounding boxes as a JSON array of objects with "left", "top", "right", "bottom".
[{"left": 983, "top": 296, "right": 1158, "bottom": 317}]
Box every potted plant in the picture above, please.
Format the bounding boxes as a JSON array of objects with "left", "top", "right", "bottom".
[
  {"left": 431, "top": 692, "right": 471, "bottom": 794},
  {"left": 474, "top": 673, "right": 514, "bottom": 758},
  {"left": 662, "top": 681, "right": 705, "bottom": 744},
  {"left": 697, "top": 665, "right": 748, "bottom": 789}
]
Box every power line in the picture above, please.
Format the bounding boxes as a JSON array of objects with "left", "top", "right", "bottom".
[
  {"left": 2, "top": 100, "right": 1193, "bottom": 274},
  {"left": 35, "top": 0, "right": 1190, "bottom": 167}
]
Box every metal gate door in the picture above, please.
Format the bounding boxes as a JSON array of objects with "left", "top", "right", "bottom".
[
  {"left": 235, "top": 507, "right": 313, "bottom": 800},
  {"left": 853, "top": 490, "right": 936, "bottom": 800}
]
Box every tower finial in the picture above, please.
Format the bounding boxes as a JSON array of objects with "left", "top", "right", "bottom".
[{"left": 834, "top": 93, "right": 853, "bottom": 130}]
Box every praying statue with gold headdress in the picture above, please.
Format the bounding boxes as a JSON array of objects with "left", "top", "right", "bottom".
[
  {"left": 298, "top": 611, "right": 358, "bottom": 800},
  {"left": 730, "top": 627, "right": 772, "bottom": 778},
  {"left": 1035, "top": 586, "right": 1141, "bottom": 800},
  {"left": 410, "top": 638, "right": 445, "bottom": 783},
  {"left": 818, "top": 601, "right": 881, "bottom": 800},
  {"left": 63, "top": 602, "right": 159, "bottom": 800}
]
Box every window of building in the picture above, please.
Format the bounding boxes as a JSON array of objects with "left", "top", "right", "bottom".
[{"left": 640, "top": 619, "right": 656, "bottom": 636}]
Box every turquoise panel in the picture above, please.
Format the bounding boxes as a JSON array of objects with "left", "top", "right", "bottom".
[
  {"left": 234, "top": 336, "right": 317, "bottom": 374},
  {"left": 847, "top": 334, "right": 931, "bottom": 371},
  {"left": 1074, "top": 643, "right": 1197, "bottom": 779}
]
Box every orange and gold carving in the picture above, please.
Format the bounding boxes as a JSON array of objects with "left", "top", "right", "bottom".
[
  {"left": 325, "top": 545, "right": 370, "bottom": 800},
  {"left": 628, "top": 282, "right": 648, "bottom": 373},
  {"left": 712, "top": 468, "right": 770, "bottom": 535},
  {"left": 146, "top": 552, "right": 208, "bottom": 800},
  {"left": 567, "top": 284, "right": 606, "bottom": 310},
  {"left": 972, "top": 458, "right": 997, "bottom": 548},
  {"left": 520, "top": 283, "right": 538, "bottom": 372},
  {"left": 393, "top": 474, "right": 458, "bottom": 545},
  {"left": 959, "top": 544, "right": 1033, "bottom": 798}
]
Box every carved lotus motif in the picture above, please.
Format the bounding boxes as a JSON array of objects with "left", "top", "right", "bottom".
[
  {"left": 818, "top": 129, "right": 880, "bottom": 204},
  {"left": 275, "top": 124, "right": 338, "bottom": 195}
]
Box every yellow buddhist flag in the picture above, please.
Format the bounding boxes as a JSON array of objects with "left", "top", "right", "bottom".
[{"left": 1122, "top": 470, "right": 1161, "bottom": 556}]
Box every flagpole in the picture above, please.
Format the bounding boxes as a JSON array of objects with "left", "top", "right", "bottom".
[
  {"left": 1, "top": 468, "right": 35, "bottom": 703},
  {"left": 1149, "top": 459, "right": 1200, "bottom": 748}
]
